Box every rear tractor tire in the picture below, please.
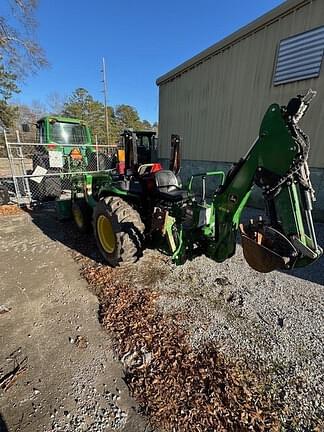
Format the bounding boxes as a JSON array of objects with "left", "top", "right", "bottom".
[
  {"left": 93, "top": 196, "right": 145, "bottom": 267},
  {"left": 72, "top": 200, "right": 92, "bottom": 233}
]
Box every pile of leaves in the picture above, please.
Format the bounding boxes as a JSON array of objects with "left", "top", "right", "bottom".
[
  {"left": 0, "top": 204, "right": 22, "bottom": 216},
  {"left": 82, "top": 265, "right": 283, "bottom": 432}
]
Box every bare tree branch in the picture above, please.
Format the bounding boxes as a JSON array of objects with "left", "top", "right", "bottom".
[
  {"left": 0, "top": 0, "right": 48, "bottom": 81},
  {"left": 0, "top": 1, "right": 47, "bottom": 126}
]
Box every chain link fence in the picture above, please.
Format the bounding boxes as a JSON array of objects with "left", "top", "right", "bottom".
[{"left": 0, "top": 129, "right": 117, "bottom": 206}]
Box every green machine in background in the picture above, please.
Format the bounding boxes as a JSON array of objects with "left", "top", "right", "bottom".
[
  {"left": 67, "top": 90, "right": 322, "bottom": 273},
  {"left": 33, "top": 116, "right": 95, "bottom": 170},
  {"left": 29, "top": 116, "right": 114, "bottom": 200}
]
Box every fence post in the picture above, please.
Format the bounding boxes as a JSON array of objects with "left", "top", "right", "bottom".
[
  {"left": 95, "top": 135, "right": 99, "bottom": 172},
  {"left": 16, "top": 130, "right": 32, "bottom": 206},
  {"left": 3, "top": 130, "right": 22, "bottom": 206}
]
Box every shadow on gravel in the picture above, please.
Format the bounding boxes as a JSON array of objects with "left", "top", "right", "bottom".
[
  {"left": 26, "top": 203, "right": 324, "bottom": 287},
  {"left": 288, "top": 257, "right": 324, "bottom": 286},
  {"left": 0, "top": 414, "right": 8, "bottom": 432},
  {"left": 25, "top": 203, "right": 104, "bottom": 265},
  {"left": 274, "top": 228, "right": 324, "bottom": 287}
]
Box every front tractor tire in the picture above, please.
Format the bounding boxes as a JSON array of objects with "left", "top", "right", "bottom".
[
  {"left": 72, "top": 200, "right": 92, "bottom": 233},
  {"left": 93, "top": 196, "right": 145, "bottom": 267}
]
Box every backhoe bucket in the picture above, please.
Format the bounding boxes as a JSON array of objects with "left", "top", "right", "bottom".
[{"left": 239, "top": 224, "right": 297, "bottom": 273}]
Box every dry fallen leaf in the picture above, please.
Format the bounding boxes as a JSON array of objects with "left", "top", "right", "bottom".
[
  {"left": 80, "top": 264, "right": 284, "bottom": 432},
  {"left": 0, "top": 205, "right": 22, "bottom": 216}
]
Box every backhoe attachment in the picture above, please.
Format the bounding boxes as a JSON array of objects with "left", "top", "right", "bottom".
[
  {"left": 240, "top": 222, "right": 298, "bottom": 273},
  {"left": 212, "top": 90, "right": 322, "bottom": 273}
]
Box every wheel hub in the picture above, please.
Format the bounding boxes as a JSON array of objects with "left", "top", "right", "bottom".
[{"left": 97, "top": 215, "right": 116, "bottom": 253}]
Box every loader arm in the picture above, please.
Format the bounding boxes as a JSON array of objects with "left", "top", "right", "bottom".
[{"left": 209, "top": 90, "right": 322, "bottom": 272}]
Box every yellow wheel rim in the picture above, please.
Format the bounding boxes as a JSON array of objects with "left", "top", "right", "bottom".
[
  {"left": 97, "top": 215, "right": 116, "bottom": 253},
  {"left": 73, "top": 205, "right": 84, "bottom": 228}
]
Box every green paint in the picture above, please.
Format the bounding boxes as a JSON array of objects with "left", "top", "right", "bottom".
[
  {"left": 172, "top": 229, "right": 184, "bottom": 265},
  {"left": 232, "top": 191, "right": 251, "bottom": 228}
]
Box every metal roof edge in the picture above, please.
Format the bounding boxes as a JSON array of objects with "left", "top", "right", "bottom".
[{"left": 156, "top": 0, "right": 311, "bottom": 86}]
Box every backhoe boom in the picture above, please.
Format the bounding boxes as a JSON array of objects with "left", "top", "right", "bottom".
[{"left": 209, "top": 90, "right": 322, "bottom": 272}]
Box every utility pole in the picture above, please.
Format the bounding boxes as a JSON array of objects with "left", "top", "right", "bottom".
[{"left": 102, "top": 57, "right": 110, "bottom": 146}]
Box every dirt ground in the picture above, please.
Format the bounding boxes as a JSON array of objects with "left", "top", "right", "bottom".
[
  {"left": 0, "top": 209, "right": 153, "bottom": 432},
  {"left": 0, "top": 204, "right": 323, "bottom": 431}
]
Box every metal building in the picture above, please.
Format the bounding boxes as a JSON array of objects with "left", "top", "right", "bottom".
[{"left": 156, "top": 0, "right": 324, "bottom": 220}]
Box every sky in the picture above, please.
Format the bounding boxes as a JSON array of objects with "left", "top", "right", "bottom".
[{"left": 14, "top": 0, "right": 284, "bottom": 123}]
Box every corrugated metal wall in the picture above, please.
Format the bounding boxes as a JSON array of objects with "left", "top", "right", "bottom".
[{"left": 158, "top": 0, "right": 324, "bottom": 168}]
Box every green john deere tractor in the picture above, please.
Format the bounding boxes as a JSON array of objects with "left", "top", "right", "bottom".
[
  {"left": 67, "top": 91, "right": 322, "bottom": 273},
  {"left": 29, "top": 116, "right": 115, "bottom": 200}
]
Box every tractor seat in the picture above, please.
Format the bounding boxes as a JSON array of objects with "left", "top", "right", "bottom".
[{"left": 154, "top": 170, "right": 188, "bottom": 202}]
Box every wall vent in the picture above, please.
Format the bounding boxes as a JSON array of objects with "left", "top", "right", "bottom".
[{"left": 274, "top": 26, "right": 324, "bottom": 85}]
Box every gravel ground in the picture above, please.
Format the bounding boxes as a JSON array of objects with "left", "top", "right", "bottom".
[
  {"left": 49, "top": 367, "right": 128, "bottom": 431},
  {"left": 113, "top": 208, "right": 324, "bottom": 430}
]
